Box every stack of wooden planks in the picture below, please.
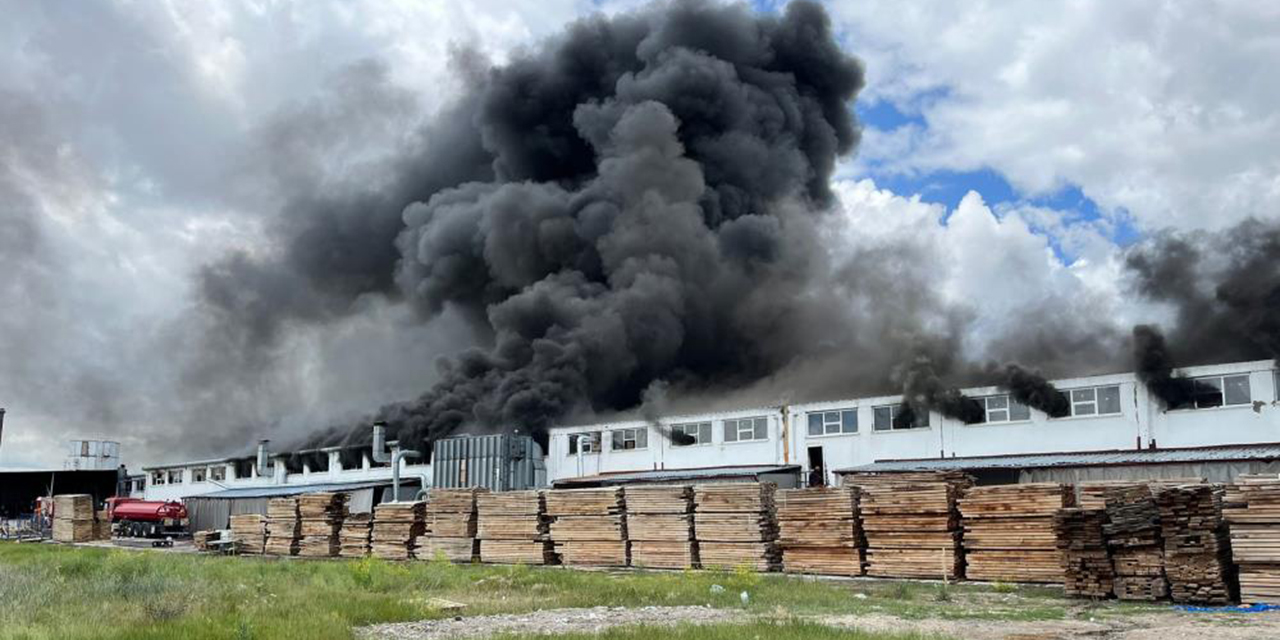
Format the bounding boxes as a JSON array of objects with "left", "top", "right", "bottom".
[
  {"left": 230, "top": 514, "right": 267, "bottom": 554},
  {"left": 297, "top": 492, "right": 349, "bottom": 557},
  {"left": 192, "top": 530, "right": 219, "bottom": 551},
  {"left": 1154, "top": 484, "right": 1234, "bottom": 604},
  {"left": 418, "top": 488, "right": 487, "bottom": 562},
  {"left": 625, "top": 486, "right": 698, "bottom": 569},
  {"left": 265, "top": 497, "right": 301, "bottom": 556},
  {"left": 1104, "top": 485, "right": 1167, "bottom": 600},
  {"left": 776, "top": 486, "right": 864, "bottom": 576},
  {"left": 847, "top": 473, "right": 970, "bottom": 579},
  {"left": 1054, "top": 508, "right": 1115, "bottom": 598},
  {"left": 547, "top": 488, "right": 629, "bottom": 567},
  {"left": 959, "top": 483, "right": 1074, "bottom": 583},
  {"left": 693, "top": 484, "right": 780, "bottom": 572},
  {"left": 1226, "top": 476, "right": 1280, "bottom": 603},
  {"left": 476, "top": 490, "right": 555, "bottom": 565},
  {"left": 52, "top": 494, "right": 95, "bottom": 543},
  {"left": 371, "top": 501, "right": 426, "bottom": 561},
  {"left": 338, "top": 513, "right": 373, "bottom": 558},
  {"left": 94, "top": 509, "right": 112, "bottom": 541}
]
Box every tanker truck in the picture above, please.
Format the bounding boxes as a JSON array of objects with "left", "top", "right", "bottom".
[{"left": 105, "top": 497, "right": 188, "bottom": 538}]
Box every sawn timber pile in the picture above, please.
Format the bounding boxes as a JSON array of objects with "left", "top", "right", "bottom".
[
  {"left": 547, "top": 487, "right": 628, "bottom": 567},
  {"left": 847, "top": 472, "right": 970, "bottom": 579},
  {"left": 371, "top": 501, "right": 425, "bottom": 561},
  {"left": 1155, "top": 484, "right": 1234, "bottom": 605},
  {"left": 339, "top": 513, "right": 372, "bottom": 558},
  {"left": 1104, "top": 485, "right": 1167, "bottom": 601},
  {"left": 1054, "top": 508, "right": 1114, "bottom": 598},
  {"left": 1226, "top": 476, "right": 1280, "bottom": 604},
  {"left": 297, "top": 492, "right": 348, "bottom": 558},
  {"left": 265, "top": 497, "right": 300, "bottom": 556},
  {"left": 476, "top": 490, "right": 554, "bottom": 565},
  {"left": 959, "top": 483, "right": 1073, "bottom": 583},
  {"left": 230, "top": 513, "right": 267, "bottom": 555},
  {"left": 419, "top": 488, "right": 486, "bottom": 562},
  {"left": 624, "top": 486, "right": 697, "bottom": 569},
  {"left": 693, "top": 483, "right": 779, "bottom": 572},
  {"left": 52, "top": 495, "right": 95, "bottom": 543},
  {"left": 775, "top": 486, "right": 863, "bottom": 576}
]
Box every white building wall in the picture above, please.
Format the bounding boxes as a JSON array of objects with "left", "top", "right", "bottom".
[
  {"left": 548, "top": 360, "right": 1280, "bottom": 486},
  {"left": 142, "top": 459, "right": 432, "bottom": 502}
]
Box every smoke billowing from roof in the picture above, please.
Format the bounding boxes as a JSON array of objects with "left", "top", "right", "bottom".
[{"left": 994, "top": 364, "right": 1070, "bottom": 418}]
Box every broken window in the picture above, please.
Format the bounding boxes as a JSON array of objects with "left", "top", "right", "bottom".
[
  {"left": 151, "top": 470, "right": 165, "bottom": 486},
  {"left": 723, "top": 417, "right": 768, "bottom": 442},
  {"left": 611, "top": 428, "right": 648, "bottom": 451},
  {"left": 167, "top": 469, "right": 183, "bottom": 484},
  {"left": 807, "top": 409, "right": 857, "bottom": 436},
  {"left": 670, "top": 422, "right": 711, "bottom": 446},
  {"left": 210, "top": 466, "right": 226, "bottom": 482},
  {"left": 568, "top": 432, "right": 601, "bottom": 455},
  {"left": 872, "top": 405, "right": 929, "bottom": 430},
  {"left": 1173, "top": 374, "right": 1252, "bottom": 410},
  {"left": 191, "top": 468, "right": 206, "bottom": 483}
]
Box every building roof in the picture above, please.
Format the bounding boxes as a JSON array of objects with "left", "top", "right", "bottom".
[
  {"left": 186, "top": 479, "right": 418, "bottom": 500},
  {"left": 836, "top": 443, "right": 1280, "bottom": 474},
  {"left": 553, "top": 464, "right": 800, "bottom": 487}
]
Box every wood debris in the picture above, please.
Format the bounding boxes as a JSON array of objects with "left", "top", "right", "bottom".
[{"left": 959, "top": 483, "right": 1073, "bottom": 583}]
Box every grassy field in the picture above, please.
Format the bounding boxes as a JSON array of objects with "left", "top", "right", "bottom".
[{"left": 0, "top": 542, "right": 1149, "bottom": 640}]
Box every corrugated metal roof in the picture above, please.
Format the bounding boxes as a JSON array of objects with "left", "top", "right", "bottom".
[
  {"left": 186, "top": 479, "right": 415, "bottom": 500},
  {"left": 554, "top": 464, "right": 800, "bottom": 487},
  {"left": 836, "top": 444, "right": 1280, "bottom": 473}
]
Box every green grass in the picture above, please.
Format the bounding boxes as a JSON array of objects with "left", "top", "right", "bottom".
[
  {"left": 490, "top": 621, "right": 946, "bottom": 640},
  {"left": 0, "top": 542, "right": 1102, "bottom": 640}
]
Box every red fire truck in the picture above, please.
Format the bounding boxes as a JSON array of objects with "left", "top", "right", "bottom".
[{"left": 105, "top": 497, "right": 188, "bottom": 538}]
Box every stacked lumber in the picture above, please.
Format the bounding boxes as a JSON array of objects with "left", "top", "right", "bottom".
[
  {"left": 1079, "top": 479, "right": 1205, "bottom": 509},
  {"left": 547, "top": 488, "right": 628, "bottom": 567},
  {"left": 625, "top": 486, "right": 697, "bottom": 569},
  {"left": 418, "top": 488, "right": 486, "bottom": 563},
  {"left": 297, "top": 492, "right": 348, "bottom": 557},
  {"left": 959, "top": 483, "right": 1074, "bottom": 583},
  {"left": 1104, "top": 485, "right": 1167, "bottom": 600},
  {"left": 52, "top": 494, "right": 95, "bottom": 543},
  {"left": 371, "top": 501, "right": 425, "bottom": 560},
  {"left": 192, "top": 530, "right": 219, "bottom": 551},
  {"left": 1226, "top": 477, "right": 1280, "bottom": 603},
  {"left": 693, "top": 484, "right": 779, "bottom": 572},
  {"left": 231, "top": 514, "right": 267, "bottom": 554},
  {"left": 94, "top": 509, "right": 112, "bottom": 541},
  {"left": 847, "top": 474, "right": 969, "bottom": 579},
  {"left": 265, "top": 497, "right": 301, "bottom": 556},
  {"left": 476, "top": 490, "right": 553, "bottom": 565},
  {"left": 1054, "top": 508, "right": 1115, "bottom": 598},
  {"left": 776, "top": 487, "right": 864, "bottom": 576},
  {"left": 1154, "top": 484, "right": 1233, "bottom": 604},
  {"left": 339, "top": 513, "right": 372, "bottom": 558}
]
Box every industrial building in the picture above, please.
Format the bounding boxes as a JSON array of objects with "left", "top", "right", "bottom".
[{"left": 0, "top": 439, "right": 127, "bottom": 519}]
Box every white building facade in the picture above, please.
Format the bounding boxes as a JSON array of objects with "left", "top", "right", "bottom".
[{"left": 547, "top": 360, "right": 1280, "bottom": 486}]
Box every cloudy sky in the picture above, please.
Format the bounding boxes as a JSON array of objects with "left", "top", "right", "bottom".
[{"left": 1, "top": 0, "right": 1277, "bottom": 469}]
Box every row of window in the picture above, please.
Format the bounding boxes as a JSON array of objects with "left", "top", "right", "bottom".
[
  {"left": 149, "top": 466, "right": 227, "bottom": 486},
  {"left": 568, "top": 417, "right": 771, "bottom": 455}
]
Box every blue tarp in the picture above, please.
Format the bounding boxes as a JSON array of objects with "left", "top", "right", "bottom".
[{"left": 1177, "top": 603, "right": 1280, "bottom": 613}]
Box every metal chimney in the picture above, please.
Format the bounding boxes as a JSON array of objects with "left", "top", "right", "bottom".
[{"left": 0, "top": 408, "right": 6, "bottom": 454}]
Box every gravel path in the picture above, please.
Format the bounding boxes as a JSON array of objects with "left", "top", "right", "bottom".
[{"left": 357, "top": 606, "right": 744, "bottom": 640}]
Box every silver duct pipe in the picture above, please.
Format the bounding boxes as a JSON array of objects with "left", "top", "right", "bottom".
[{"left": 371, "top": 422, "right": 421, "bottom": 501}]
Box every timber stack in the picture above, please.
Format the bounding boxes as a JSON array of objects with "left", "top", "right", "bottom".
[
  {"left": 297, "top": 492, "right": 348, "bottom": 557},
  {"left": 476, "top": 490, "right": 555, "bottom": 565},
  {"left": 1154, "top": 484, "right": 1234, "bottom": 604},
  {"left": 1054, "top": 508, "right": 1115, "bottom": 598},
  {"left": 52, "top": 494, "right": 95, "bottom": 543},
  {"left": 94, "top": 509, "right": 112, "bottom": 541},
  {"left": 338, "top": 513, "right": 372, "bottom": 558},
  {"left": 959, "top": 483, "right": 1074, "bottom": 583},
  {"left": 625, "top": 485, "right": 698, "bottom": 569},
  {"left": 265, "top": 497, "right": 301, "bottom": 556},
  {"left": 847, "top": 472, "right": 970, "bottom": 579},
  {"left": 1226, "top": 476, "right": 1280, "bottom": 603},
  {"left": 776, "top": 486, "right": 864, "bottom": 576},
  {"left": 230, "top": 514, "right": 267, "bottom": 554},
  {"left": 547, "top": 487, "right": 629, "bottom": 566},
  {"left": 1103, "top": 485, "right": 1167, "bottom": 600},
  {"left": 418, "top": 488, "right": 487, "bottom": 562},
  {"left": 693, "top": 483, "right": 780, "bottom": 572},
  {"left": 371, "top": 501, "right": 426, "bottom": 560}
]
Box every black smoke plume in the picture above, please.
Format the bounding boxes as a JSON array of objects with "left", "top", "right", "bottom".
[
  {"left": 283, "top": 0, "right": 866, "bottom": 449},
  {"left": 897, "top": 352, "right": 985, "bottom": 425},
  {"left": 995, "top": 363, "right": 1070, "bottom": 418},
  {"left": 1131, "top": 324, "right": 1197, "bottom": 409}
]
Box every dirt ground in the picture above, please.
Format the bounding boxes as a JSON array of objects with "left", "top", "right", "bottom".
[{"left": 360, "top": 605, "right": 1280, "bottom": 640}]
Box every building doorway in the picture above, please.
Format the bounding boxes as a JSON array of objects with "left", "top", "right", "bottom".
[{"left": 807, "top": 446, "right": 826, "bottom": 487}]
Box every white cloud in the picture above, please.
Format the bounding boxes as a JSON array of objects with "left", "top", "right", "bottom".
[{"left": 830, "top": 0, "right": 1280, "bottom": 230}]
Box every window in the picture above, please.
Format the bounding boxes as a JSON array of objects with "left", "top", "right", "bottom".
[
  {"left": 1275, "top": 370, "right": 1280, "bottom": 402},
  {"left": 191, "top": 468, "right": 206, "bottom": 483},
  {"left": 1172, "top": 374, "right": 1251, "bottom": 410},
  {"left": 150, "top": 470, "right": 165, "bottom": 486},
  {"left": 669, "top": 422, "right": 711, "bottom": 446},
  {"left": 166, "top": 469, "right": 183, "bottom": 484},
  {"left": 1066, "top": 385, "right": 1122, "bottom": 417},
  {"left": 210, "top": 466, "right": 226, "bottom": 482},
  {"left": 568, "top": 432, "right": 602, "bottom": 455},
  {"left": 976, "top": 395, "right": 1030, "bottom": 423},
  {"left": 872, "top": 405, "right": 930, "bottom": 431},
  {"left": 807, "top": 409, "right": 857, "bottom": 436},
  {"left": 611, "top": 427, "right": 648, "bottom": 451},
  {"left": 723, "top": 417, "right": 768, "bottom": 442}
]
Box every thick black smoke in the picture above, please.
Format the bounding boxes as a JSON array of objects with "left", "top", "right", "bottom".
[
  {"left": 994, "top": 363, "right": 1070, "bottom": 418},
  {"left": 1131, "top": 324, "right": 1197, "bottom": 409},
  {"left": 896, "top": 350, "right": 985, "bottom": 425},
  {"left": 284, "top": 0, "right": 865, "bottom": 449}
]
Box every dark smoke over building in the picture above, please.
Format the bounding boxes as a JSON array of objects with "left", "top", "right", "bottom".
[{"left": 995, "top": 364, "right": 1070, "bottom": 418}]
